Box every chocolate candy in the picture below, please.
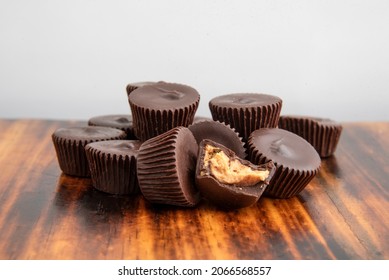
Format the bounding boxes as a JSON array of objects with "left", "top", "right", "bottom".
[
  {"left": 248, "top": 128, "right": 321, "bottom": 198},
  {"left": 88, "top": 114, "right": 136, "bottom": 140},
  {"left": 128, "top": 81, "right": 200, "bottom": 141},
  {"left": 188, "top": 120, "right": 246, "bottom": 159},
  {"left": 52, "top": 79, "right": 341, "bottom": 209},
  {"left": 195, "top": 139, "right": 275, "bottom": 209},
  {"left": 209, "top": 93, "right": 282, "bottom": 142},
  {"left": 85, "top": 140, "right": 142, "bottom": 194},
  {"left": 278, "top": 115, "right": 342, "bottom": 157},
  {"left": 136, "top": 127, "right": 199, "bottom": 207},
  {"left": 52, "top": 126, "right": 126, "bottom": 177}
]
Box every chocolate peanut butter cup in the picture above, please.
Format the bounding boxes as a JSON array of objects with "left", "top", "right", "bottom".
[
  {"left": 52, "top": 126, "right": 126, "bottom": 177},
  {"left": 136, "top": 127, "right": 199, "bottom": 207},
  {"left": 248, "top": 128, "right": 321, "bottom": 198},
  {"left": 195, "top": 139, "right": 275, "bottom": 209},
  {"left": 85, "top": 140, "right": 141, "bottom": 194},
  {"left": 128, "top": 81, "right": 200, "bottom": 141},
  {"left": 188, "top": 120, "right": 246, "bottom": 159},
  {"left": 278, "top": 115, "right": 342, "bottom": 157},
  {"left": 209, "top": 93, "right": 282, "bottom": 142},
  {"left": 88, "top": 114, "right": 136, "bottom": 140}
]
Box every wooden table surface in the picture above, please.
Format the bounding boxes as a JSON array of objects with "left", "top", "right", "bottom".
[{"left": 0, "top": 119, "right": 388, "bottom": 260}]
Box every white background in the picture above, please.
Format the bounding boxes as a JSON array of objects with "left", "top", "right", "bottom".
[
  {"left": 0, "top": 260, "right": 387, "bottom": 279},
  {"left": 1, "top": 0, "right": 388, "bottom": 121}
]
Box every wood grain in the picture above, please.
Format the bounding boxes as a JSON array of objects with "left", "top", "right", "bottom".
[{"left": 0, "top": 119, "right": 388, "bottom": 260}]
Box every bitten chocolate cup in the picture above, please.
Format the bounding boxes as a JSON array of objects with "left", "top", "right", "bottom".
[
  {"left": 85, "top": 140, "right": 141, "bottom": 194},
  {"left": 88, "top": 114, "right": 137, "bottom": 140},
  {"left": 52, "top": 126, "right": 126, "bottom": 177},
  {"left": 195, "top": 139, "right": 275, "bottom": 209},
  {"left": 209, "top": 93, "right": 282, "bottom": 142},
  {"left": 128, "top": 81, "right": 200, "bottom": 141},
  {"left": 188, "top": 120, "right": 246, "bottom": 159},
  {"left": 136, "top": 126, "right": 200, "bottom": 207},
  {"left": 278, "top": 115, "right": 343, "bottom": 157},
  {"left": 248, "top": 128, "right": 321, "bottom": 199}
]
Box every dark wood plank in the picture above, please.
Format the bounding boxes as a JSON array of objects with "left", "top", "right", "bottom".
[{"left": 0, "top": 119, "right": 388, "bottom": 259}]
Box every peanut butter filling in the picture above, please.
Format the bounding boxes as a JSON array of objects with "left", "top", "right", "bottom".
[{"left": 201, "top": 144, "right": 269, "bottom": 186}]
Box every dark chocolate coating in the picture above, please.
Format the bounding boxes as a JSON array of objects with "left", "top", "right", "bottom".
[
  {"left": 126, "top": 81, "right": 156, "bottom": 97},
  {"left": 86, "top": 139, "right": 141, "bottom": 157},
  {"left": 53, "top": 126, "right": 125, "bottom": 141},
  {"left": 137, "top": 127, "right": 200, "bottom": 207},
  {"left": 88, "top": 114, "right": 136, "bottom": 140},
  {"left": 195, "top": 139, "right": 275, "bottom": 209},
  {"left": 278, "top": 115, "right": 342, "bottom": 157},
  {"left": 52, "top": 126, "right": 126, "bottom": 177},
  {"left": 193, "top": 116, "right": 212, "bottom": 123},
  {"left": 210, "top": 93, "right": 282, "bottom": 108},
  {"left": 248, "top": 128, "right": 321, "bottom": 198},
  {"left": 248, "top": 128, "right": 321, "bottom": 170},
  {"left": 209, "top": 93, "right": 282, "bottom": 142},
  {"left": 188, "top": 120, "right": 246, "bottom": 159},
  {"left": 129, "top": 81, "right": 200, "bottom": 110},
  {"left": 128, "top": 81, "right": 200, "bottom": 141},
  {"left": 85, "top": 140, "right": 141, "bottom": 194}
]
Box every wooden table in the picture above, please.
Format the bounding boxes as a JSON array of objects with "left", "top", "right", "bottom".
[{"left": 0, "top": 119, "right": 388, "bottom": 260}]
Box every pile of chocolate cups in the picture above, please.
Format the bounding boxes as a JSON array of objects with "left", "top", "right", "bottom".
[{"left": 52, "top": 81, "right": 342, "bottom": 210}]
